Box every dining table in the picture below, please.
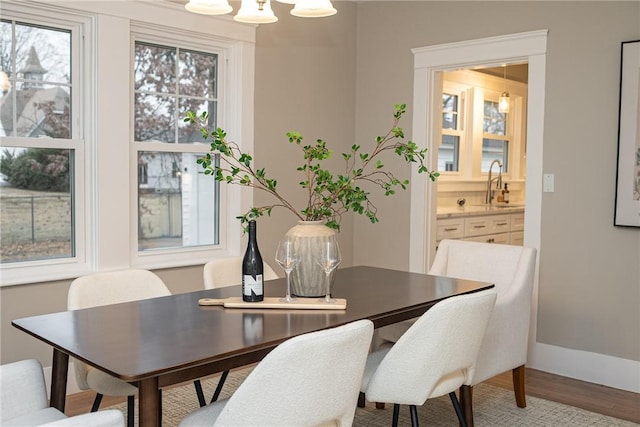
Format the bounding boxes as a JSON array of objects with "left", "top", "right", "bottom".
[{"left": 12, "top": 265, "right": 494, "bottom": 427}]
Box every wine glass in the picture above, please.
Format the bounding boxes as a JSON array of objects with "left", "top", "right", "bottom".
[
  {"left": 275, "top": 237, "right": 300, "bottom": 303},
  {"left": 316, "top": 236, "right": 341, "bottom": 304}
]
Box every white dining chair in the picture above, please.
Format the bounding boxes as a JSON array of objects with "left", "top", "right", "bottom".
[
  {"left": 359, "top": 289, "right": 496, "bottom": 427},
  {"left": 1, "top": 358, "right": 125, "bottom": 427},
  {"left": 179, "top": 319, "right": 374, "bottom": 427},
  {"left": 202, "top": 256, "right": 279, "bottom": 290},
  {"left": 377, "top": 239, "right": 537, "bottom": 426},
  {"left": 67, "top": 269, "right": 187, "bottom": 427}
]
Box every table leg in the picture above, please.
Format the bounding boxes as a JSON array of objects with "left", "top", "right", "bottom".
[
  {"left": 139, "top": 377, "right": 160, "bottom": 427},
  {"left": 50, "top": 349, "right": 69, "bottom": 411}
]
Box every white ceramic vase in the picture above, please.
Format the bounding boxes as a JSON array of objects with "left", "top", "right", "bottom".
[{"left": 284, "top": 220, "right": 337, "bottom": 297}]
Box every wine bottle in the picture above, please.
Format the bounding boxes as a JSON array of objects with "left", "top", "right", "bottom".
[{"left": 242, "top": 220, "right": 264, "bottom": 302}]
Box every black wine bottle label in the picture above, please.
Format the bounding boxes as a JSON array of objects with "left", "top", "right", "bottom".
[
  {"left": 242, "top": 221, "right": 264, "bottom": 302},
  {"left": 242, "top": 273, "right": 263, "bottom": 300}
]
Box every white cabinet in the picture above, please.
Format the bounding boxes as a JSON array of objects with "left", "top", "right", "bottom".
[{"left": 437, "top": 211, "right": 524, "bottom": 246}]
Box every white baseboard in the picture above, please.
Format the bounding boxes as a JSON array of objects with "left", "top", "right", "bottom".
[
  {"left": 529, "top": 342, "right": 640, "bottom": 393},
  {"left": 43, "top": 362, "right": 82, "bottom": 397}
]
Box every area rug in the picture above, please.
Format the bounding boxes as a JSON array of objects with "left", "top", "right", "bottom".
[{"left": 107, "top": 368, "right": 638, "bottom": 426}]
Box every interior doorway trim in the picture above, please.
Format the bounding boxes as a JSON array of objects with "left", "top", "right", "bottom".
[{"left": 408, "top": 29, "right": 547, "bottom": 357}]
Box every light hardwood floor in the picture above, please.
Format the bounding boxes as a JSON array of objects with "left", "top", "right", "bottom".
[{"left": 64, "top": 368, "right": 640, "bottom": 424}]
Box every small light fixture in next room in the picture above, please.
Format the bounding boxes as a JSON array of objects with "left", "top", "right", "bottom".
[
  {"left": 498, "top": 65, "right": 510, "bottom": 114},
  {"left": 184, "top": 0, "right": 337, "bottom": 23}
]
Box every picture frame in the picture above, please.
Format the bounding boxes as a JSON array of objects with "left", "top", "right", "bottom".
[{"left": 614, "top": 39, "right": 640, "bottom": 227}]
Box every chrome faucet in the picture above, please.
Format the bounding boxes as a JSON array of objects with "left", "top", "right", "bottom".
[{"left": 486, "top": 160, "right": 503, "bottom": 204}]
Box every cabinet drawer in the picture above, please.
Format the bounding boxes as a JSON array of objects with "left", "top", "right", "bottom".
[
  {"left": 464, "top": 214, "right": 510, "bottom": 237},
  {"left": 511, "top": 213, "right": 525, "bottom": 232},
  {"left": 436, "top": 218, "right": 464, "bottom": 240},
  {"left": 464, "top": 233, "right": 510, "bottom": 244}
]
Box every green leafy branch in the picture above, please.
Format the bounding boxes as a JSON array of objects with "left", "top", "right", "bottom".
[{"left": 185, "top": 104, "right": 438, "bottom": 230}]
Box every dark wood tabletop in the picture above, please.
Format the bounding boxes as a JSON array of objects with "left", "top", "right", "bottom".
[{"left": 12, "top": 265, "right": 493, "bottom": 427}]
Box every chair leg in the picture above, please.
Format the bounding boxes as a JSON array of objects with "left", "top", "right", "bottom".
[
  {"left": 409, "top": 404, "right": 419, "bottom": 427},
  {"left": 357, "top": 392, "right": 366, "bottom": 408},
  {"left": 210, "top": 370, "right": 230, "bottom": 403},
  {"left": 194, "top": 379, "right": 206, "bottom": 407},
  {"left": 459, "top": 385, "right": 474, "bottom": 427},
  {"left": 126, "top": 395, "right": 135, "bottom": 427},
  {"left": 513, "top": 365, "right": 527, "bottom": 408},
  {"left": 392, "top": 403, "right": 400, "bottom": 427},
  {"left": 90, "top": 393, "right": 103, "bottom": 412},
  {"left": 450, "top": 391, "right": 468, "bottom": 427}
]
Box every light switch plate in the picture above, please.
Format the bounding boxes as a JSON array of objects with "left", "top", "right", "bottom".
[{"left": 543, "top": 173, "right": 554, "bottom": 192}]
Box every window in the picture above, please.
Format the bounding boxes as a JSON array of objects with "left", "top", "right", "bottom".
[
  {"left": 439, "top": 92, "right": 461, "bottom": 172},
  {"left": 482, "top": 100, "right": 509, "bottom": 172},
  {"left": 133, "top": 37, "right": 222, "bottom": 255},
  {"left": 0, "top": 12, "right": 86, "bottom": 275}
]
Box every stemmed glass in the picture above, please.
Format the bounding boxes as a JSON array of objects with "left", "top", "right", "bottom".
[
  {"left": 275, "top": 237, "right": 300, "bottom": 303},
  {"left": 316, "top": 236, "right": 341, "bottom": 304}
]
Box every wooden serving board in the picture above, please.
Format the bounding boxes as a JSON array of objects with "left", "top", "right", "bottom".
[{"left": 198, "top": 296, "right": 347, "bottom": 310}]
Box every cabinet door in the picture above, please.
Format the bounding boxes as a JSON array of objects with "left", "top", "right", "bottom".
[
  {"left": 511, "top": 231, "right": 524, "bottom": 246},
  {"left": 511, "top": 213, "right": 525, "bottom": 232}
]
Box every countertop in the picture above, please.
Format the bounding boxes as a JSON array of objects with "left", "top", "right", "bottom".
[{"left": 437, "top": 204, "right": 525, "bottom": 219}]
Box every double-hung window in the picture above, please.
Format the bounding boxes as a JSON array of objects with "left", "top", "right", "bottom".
[
  {"left": 0, "top": 6, "right": 90, "bottom": 285},
  {"left": 439, "top": 90, "right": 463, "bottom": 172},
  {"left": 133, "top": 39, "right": 220, "bottom": 254},
  {"left": 482, "top": 99, "right": 509, "bottom": 172}
]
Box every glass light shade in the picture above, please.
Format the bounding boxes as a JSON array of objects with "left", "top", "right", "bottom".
[
  {"left": 498, "top": 92, "right": 510, "bottom": 113},
  {"left": 234, "top": 0, "right": 278, "bottom": 23},
  {"left": 185, "top": 0, "right": 233, "bottom": 15},
  {"left": 276, "top": 0, "right": 296, "bottom": 3},
  {"left": 291, "top": 0, "right": 336, "bottom": 17}
]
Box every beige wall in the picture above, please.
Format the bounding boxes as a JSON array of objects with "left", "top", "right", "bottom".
[
  {"left": 2, "top": 1, "right": 639, "bottom": 385},
  {"left": 351, "top": 1, "right": 640, "bottom": 362}
]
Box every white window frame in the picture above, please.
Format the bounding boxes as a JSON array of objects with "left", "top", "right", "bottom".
[
  {"left": 439, "top": 81, "right": 471, "bottom": 176},
  {"left": 130, "top": 25, "right": 234, "bottom": 269},
  {"left": 0, "top": 2, "right": 94, "bottom": 286}
]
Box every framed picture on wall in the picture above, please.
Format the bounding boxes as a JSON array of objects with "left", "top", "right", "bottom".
[{"left": 614, "top": 39, "right": 640, "bottom": 227}]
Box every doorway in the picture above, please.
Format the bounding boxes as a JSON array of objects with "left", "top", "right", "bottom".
[{"left": 407, "top": 30, "right": 547, "bottom": 362}]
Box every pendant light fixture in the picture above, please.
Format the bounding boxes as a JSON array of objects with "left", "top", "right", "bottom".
[
  {"left": 185, "top": 0, "right": 337, "bottom": 23},
  {"left": 498, "top": 65, "right": 510, "bottom": 114},
  {"left": 184, "top": 0, "right": 233, "bottom": 15},
  {"left": 291, "top": 0, "right": 337, "bottom": 17},
  {"left": 235, "top": 0, "right": 278, "bottom": 23}
]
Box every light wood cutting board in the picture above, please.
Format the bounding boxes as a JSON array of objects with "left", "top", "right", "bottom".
[{"left": 198, "top": 296, "right": 347, "bottom": 310}]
